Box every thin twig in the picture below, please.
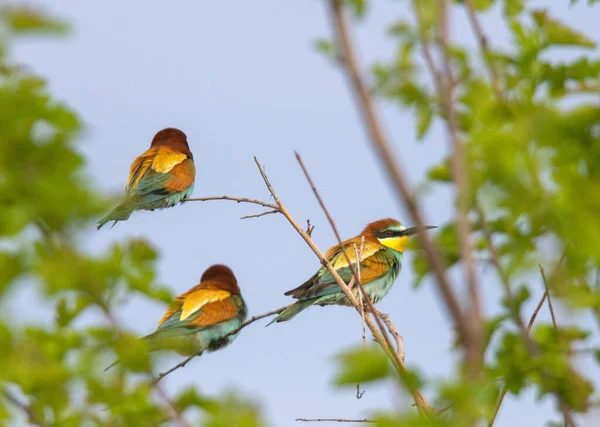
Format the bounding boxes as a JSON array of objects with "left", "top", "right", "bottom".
[
  {"left": 182, "top": 196, "right": 278, "bottom": 210},
  {"left": 296, "top": 418, "right": 371, "bottom": 423},
  {"left": 326, "top": 0, "right": 470, "bottom": 350},
  {"left": 253, "top": 156, "right": 433, "bottom": 415},
  {"left": 152, "top": 383, "right": 191, "bottom": 427},
  {"left": 240, "top": 209, "right": 279, "bottom": 220},
  {"left": 463, "top": 0, "right": 504, "bottom": 101},
  {"left": 436, "top": 0, "right": 482, "bottom": 378},
  {"left": 487, "top": 290, "right": 548, "bottom": 427},
  {"left": 479, "top": 213, "right": 575, "bottom": 426},
  {"left": 378, "top": 311, "right": 405, "bottom": 364},
  {"left": 2, "top": 389, "right": 48, "bottom": 427},
  {"left": 306, "top": 219, "right": 315, "bottom": 237},
  {"left": 355, "top": 239, "right": 366, "bottom": 399},
  {"left": 293, "top": 152, "right": 430, "bottom": 410},
  {"left": 153, "top": 304, "right": 292, "bottom": 384},
  {"left": 98, "top": 306, "right": 192, "bottom": 426},
  {"left": 539, "top": 265, "right": 558, "bottom": 329}
]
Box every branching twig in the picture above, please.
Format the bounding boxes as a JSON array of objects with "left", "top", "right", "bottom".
[
  {"left": 2, "top": 389, "right": 48, "bottom": 427},
  {"left": 479, "top": 209, "right": 575, "bottom": 426},
  {"left": 488, "top": 290, "right": 547, "bottom": 427},
  {"left": 292, "top": 152, "right": 431, "bottom": 413},
  {"left": 539, "top": 265, "right": 558, "bottom": 329},
  {"left": 296, "top": 418, "right": 371, "bottom": 423},
  {"left": 326, "top": 0, "right": 470, "bottom": 351},
  {"left": 252, "top": 156, "right": 433, "bottom": 415},
  {"left": 153, "top": 304, "right": 292, "bottom": 384},
  {"left": 240, "top": 209, "right": 279, "bottom": 220},
  {"left": 183, "top": 196, "right": 278, "bottom": 210}
]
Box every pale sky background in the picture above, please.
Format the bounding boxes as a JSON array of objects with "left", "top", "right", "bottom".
[{"left": 9, "top": 1, "right": 600, "bottom": 426}]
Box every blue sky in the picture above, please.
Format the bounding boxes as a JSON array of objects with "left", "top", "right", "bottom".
[{"left": 11, "top": 1, "right": 600, "bottom": 425}]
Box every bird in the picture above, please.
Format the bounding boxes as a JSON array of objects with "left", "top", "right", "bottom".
[
  {"left": 267, "top": 218, "right": 436, "bottom": 325},
  {"left": 97, "top": 127, "right": 195, "bottom": 229},
  {"left": 105, "top": 264, "right": 247, "bottom": 370}
]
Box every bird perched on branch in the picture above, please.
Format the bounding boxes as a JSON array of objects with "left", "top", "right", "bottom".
[
  {"left": 105, "top": 264, "right": 247, "bottom": 370},
  {"left": 97, "top": 127, "right": 195, "bottom": 229},
  {"left": 268, "top": 218, "right": 435, "bottom": 324}
]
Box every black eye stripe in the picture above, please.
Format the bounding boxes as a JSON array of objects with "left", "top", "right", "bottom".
[{"left": 375, "top": 230, "right": 404, "bottom": 238}]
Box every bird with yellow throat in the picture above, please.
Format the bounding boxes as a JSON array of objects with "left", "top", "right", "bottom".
[
  {"left": 97, "top": 127, "right": 195, "bottom": 229},
  {"left": 268, "top": 218, "right": 436, "bottom": 324}
]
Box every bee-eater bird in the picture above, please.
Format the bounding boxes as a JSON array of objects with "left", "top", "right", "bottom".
[
  {"left": 105, "top": 264, "right": 247, "bottom": 370},
  {"left": 268, "top": 218, "right": 436, "bottom": 325},
  {"left": 97, "top": 127, "right": 195, "bottom": 229}
]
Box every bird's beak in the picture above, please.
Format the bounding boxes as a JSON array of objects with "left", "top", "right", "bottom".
[{"left": 401, "top": 225, "right": 437, "bottom": 236}]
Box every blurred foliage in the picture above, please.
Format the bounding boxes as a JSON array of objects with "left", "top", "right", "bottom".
[
  {"left": 332, "top": 0, "right": 600, "bottom": 425},
  {"left": 2, "top": 0, "right": 600, "bottom": 426},
  {"left": 0, "top": 6, "right": 265, "bottom": 427}
]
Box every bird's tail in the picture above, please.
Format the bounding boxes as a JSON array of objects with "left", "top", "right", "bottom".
[
  {"left": 97, "top": 202, "right": 135, "bottom": 230},
  {"left": 266, "top": 299, "right": 317, "bottom": 326}
]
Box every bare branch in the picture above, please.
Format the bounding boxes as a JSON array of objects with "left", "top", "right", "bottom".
[
  {"left": 2, "top": 389, "right": 48, "bottom": 427},
  {"left": 293, "top": 152, "right": 432, "bottom": 411},
  {"left": 306, "top": 219, "right": 315, "bottom": 237},
  {"left": 326, "top": 0, "right": 470, "bottom": 350},
  {"left": 253, "top": 156, "right": 433, "bottom": 415},
  {"left": 296, "top": 418, "right": 371, "bottom": 423},
  {"left": 182, "top": 196, "right": 278, "bottom": 210},
  {"left": 377, "top": 311, "right": 405, "bottom": 364},
  {"left": 240, "top": 209, "right": 279, "bottom": 220},
  {"left": 153, "top": 304, "right": 292, "bottom": 383}
]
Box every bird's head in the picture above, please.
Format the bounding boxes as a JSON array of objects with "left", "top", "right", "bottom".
[
  {"left": 361, "top": 218, "right": 436, "bottom": 254},
  {"left": 150, "top": 127, "right": 192, "bottom": 156},
  {"left": 200, "top": 264, "right": 240, "bottom": 294}
]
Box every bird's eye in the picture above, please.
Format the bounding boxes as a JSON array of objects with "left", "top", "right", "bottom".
[{"left": 385, "top": 230, "right": 394, "bottom": 237}]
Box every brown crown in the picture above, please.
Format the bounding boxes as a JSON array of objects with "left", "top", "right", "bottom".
[
  {"left": 150, "top": 127, "right": 192, "bottom": 156},
  {"left": 360, "top": 218, "right": 402, "bottom": 236},
  {"left": 200, "top": 264, "right": 240, "bottom": 294}
]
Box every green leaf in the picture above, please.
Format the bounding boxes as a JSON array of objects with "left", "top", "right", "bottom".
[
  {"left": 416, "top": 104, "right": 433, "bottom": 139},
  {"left": 532, "top": 10, "right": 596, "bottom": 48},
  {"left": 334, "top": 345, "right": 390, "bottom": 385},
  {"left": 1, "top": 6, "right": 68, "bottom": 34},
  {"left": 345, "top": 0, "right": 367, "bottom": 18}
]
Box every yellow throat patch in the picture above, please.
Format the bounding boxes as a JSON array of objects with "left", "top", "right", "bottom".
[{"left": 379, "top": 236, "right": 409, "bottom": 253}]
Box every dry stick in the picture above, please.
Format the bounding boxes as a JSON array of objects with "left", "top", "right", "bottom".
[
  {"left": 153, "top": 304, "right": 292, "bottom": 384},
  {"left": 436, "top": 0, "right": 482, "bottom": 378},
  {"left": 296, "top": 418, "right": 371, "bottom": 423},
  {"left": 478, "top": 211, "right": 575, "bottom": 426},
  {"left": 354, "top": 239, "right": 366, "bottom": 399},
  {"left": 326, "top": 0, "right": 470, "bottom": 348},
  {"left": 462, "top": 0, "right": 505, "bottom": 101},
  {"left": 293, "top": 153, "right": 417, "bottom": 388},
  {"left": 294, "top": 153, "right": 400, "bottom": 359},
  {"left": 252, "top": 156, "right": 433, "bottom": 416},
  {"left": 2, "top": 389, "right": 48, "bottom": 427},
  {"left": 183, "top": 196, "right": 278, "bottom": 210}
]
